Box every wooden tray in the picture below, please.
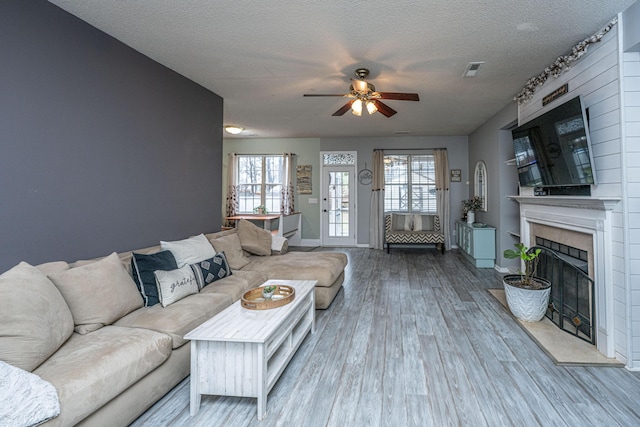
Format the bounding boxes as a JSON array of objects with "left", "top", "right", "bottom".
[{"left": 241, "top": 284, "right": 295, "bottom": 310}]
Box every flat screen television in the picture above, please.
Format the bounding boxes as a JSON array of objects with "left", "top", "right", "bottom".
[{"left": 511, "top": 95, "right": 597, "bottom": 188}]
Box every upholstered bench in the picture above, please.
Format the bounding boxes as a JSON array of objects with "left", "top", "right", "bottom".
[{"left": 385, "top": 213, "right": 445, "bottom": 254}]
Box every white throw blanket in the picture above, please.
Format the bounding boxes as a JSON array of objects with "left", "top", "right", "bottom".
[
  {"left": 271, "top": 235, "right": 288, "bottom": 253},
  {"left": 0, "top": 361, "right": 60, "bottom": 427}
]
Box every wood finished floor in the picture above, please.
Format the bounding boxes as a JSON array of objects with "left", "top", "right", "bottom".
[{"left": 130, "top": 248, "right": 640, "bottom": 427}]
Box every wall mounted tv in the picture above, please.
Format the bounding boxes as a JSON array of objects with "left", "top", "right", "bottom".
[{"left": 511, "top": 95, "right": 597, "bottom": 190}]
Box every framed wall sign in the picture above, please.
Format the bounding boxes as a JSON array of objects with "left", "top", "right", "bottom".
[{"left": 450, "top": 169, "right": 462, "bottom": 182}]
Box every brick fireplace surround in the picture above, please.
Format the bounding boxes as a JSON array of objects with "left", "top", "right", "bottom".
[{"left": 512, "top": 195, "right": 621, "bottom": 360}]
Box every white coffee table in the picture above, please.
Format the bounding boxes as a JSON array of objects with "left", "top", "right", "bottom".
[{"left": 184, "top": 279, "right": 316, "bottom": 420}]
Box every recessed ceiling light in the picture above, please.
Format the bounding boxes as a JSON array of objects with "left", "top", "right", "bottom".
[
  {"left": 224, "top": 125, "right": 244, "bottom": 135},
  {"left": 463, "top": 61, "right": 485, "bottom": 78}
]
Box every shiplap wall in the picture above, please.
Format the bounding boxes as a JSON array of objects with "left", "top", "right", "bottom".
[
  {"left": 517, "top": 25, "right": 631, "bottom": 364},
  {"left": 623, "top": 49, "right": 640, "bottom": 367}
]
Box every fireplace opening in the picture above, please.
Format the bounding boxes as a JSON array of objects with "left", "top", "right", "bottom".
[{"left": 532, "top": 242, "right": 595, "bottom": 345}]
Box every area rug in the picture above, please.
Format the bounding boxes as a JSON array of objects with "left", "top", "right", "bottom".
[{"left": 488, "top": 289, "right": 623, "bottom": 367}]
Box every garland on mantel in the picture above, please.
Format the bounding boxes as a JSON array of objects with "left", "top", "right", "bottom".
[{"left": 515, "top": 17, "right": 618, "bottom": 104}]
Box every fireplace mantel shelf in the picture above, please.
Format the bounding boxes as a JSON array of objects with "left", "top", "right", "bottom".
[{"left": 507, "top": 195, "right": 621, "bottom": 211}]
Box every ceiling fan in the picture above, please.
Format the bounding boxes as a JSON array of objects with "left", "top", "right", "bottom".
[{"left": 303, "top": 68, "right": 419, "bottom": 117}]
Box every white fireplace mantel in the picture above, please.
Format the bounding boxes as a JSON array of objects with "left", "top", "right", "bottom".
[
  {"left": 508, "top": 195, "right": 621, "bottom": 211},
  {"left": 510, "top": 195, "right": 621, "bottom": 360}
]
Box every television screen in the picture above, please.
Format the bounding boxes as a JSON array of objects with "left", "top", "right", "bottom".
[{"left": 511, "top": 95, "right": 597, "bottom": 188}]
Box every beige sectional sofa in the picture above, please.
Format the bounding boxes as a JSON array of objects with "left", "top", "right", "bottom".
[{"left": 0, "top": 224, "right": 347, "bottom": 427}]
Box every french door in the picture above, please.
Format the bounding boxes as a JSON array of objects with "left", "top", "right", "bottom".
[{"left": 321, "top": 152, "right": 356, "bottom": 246}]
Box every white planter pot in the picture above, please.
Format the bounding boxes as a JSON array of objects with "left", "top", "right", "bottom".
[
  {"left": 503, "top": 275, "right": 551, "bottom": 322},
  {"left": 466, "top": 211, "right": 475, "bottom": 224}
]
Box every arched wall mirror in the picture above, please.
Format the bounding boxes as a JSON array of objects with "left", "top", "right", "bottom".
[{"left": 474, "top": 161, "right": 488, "bottom": 212}]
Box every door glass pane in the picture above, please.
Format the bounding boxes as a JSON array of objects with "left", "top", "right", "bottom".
[{"left": 328, "top": 171, "right": 350, "bottom": 237}]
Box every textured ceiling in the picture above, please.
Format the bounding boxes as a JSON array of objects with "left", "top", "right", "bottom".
[{"left": 48, "top": 0, "right": 636, "bottom": 138}]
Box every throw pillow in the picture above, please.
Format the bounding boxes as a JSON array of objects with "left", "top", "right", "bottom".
[
  {"left": 160, "top": 233, "right": 216, "bottom": 267},
  {"left": 49, "top": 252, "right": 143, "bottom": 334},
  {"left": 413, "top": 214, "right": 435, "bottom": 231},
  {"left": 391, "top": 213, "right": 413, "bottom": 231},
  {"left": 154, "top": 265, "right": 199, "bottom": 307},
  {"left": 210, "top": 233, "right": 251, "bottom": 270},
  {"left": 0, "top": 262, "right": 74, "bottom": 372},
  {"left": 236, "top": 219, "right": 273, "bottom": 256},
  {"left": 190, "top": 252, "right": 232, "bottom": 290},
  {"left": 131, "top": 250, "right": 179, "bottom": 307}
]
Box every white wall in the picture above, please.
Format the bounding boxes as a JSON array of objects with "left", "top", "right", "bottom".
[
  {"left": 517, "top": 23, "right": 637, "bottom": 365},
  {"left": 622, "top": 33, "right": 640, "bottom": 365}
]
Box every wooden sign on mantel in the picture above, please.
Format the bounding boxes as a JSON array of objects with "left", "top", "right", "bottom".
[{"left": 542, "top": 83, "right": 569, "bottom": 106}]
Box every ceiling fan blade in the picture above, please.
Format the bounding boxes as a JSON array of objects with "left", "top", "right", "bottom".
[
  {"left": 332, "top": 101, "right": 354, "bottom": 116},
  {"left": 303, "top": 94, "right": 347, "bottom": 97},
  {"left": 377, "top": 92, "right": 420, "bottom": 101},
  {"left": 373, "top": 100, "right": 397, "bottom": 117}
]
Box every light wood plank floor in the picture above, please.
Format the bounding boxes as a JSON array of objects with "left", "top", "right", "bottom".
[{"left": 130, "top": 248, "right": 640, "bottom": 427}]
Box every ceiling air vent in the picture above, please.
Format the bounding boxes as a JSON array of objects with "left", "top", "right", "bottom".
[{"left": 463, "top": 61, "right": 485, "bottom": 78}]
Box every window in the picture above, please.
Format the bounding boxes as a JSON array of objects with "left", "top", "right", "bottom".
[
  {"left": 236, "top": 155, "right": 284, "bottom": 213},
  {"left": 384, "top": 154, "right": 436, "bottom": 213}
]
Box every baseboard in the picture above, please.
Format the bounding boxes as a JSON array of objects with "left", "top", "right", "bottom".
[
  {"left": 300, "top": 239, "right": 321, "bottom": 247},
  {"left": 356, "top": 243, "right": 370, "bottom": 248},
  {"left": 494, "top": 265, "right": 510, "bottom": 273}
]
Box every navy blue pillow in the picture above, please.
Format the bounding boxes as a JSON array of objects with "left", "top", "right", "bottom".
[
  {"left": 131, "top": 250, "right": 178, "bottom": 306},
  {"left": 191, "top": 252, "right": 232, "bottom": 290}
]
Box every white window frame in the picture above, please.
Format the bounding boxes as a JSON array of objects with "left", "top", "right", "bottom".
[
  {"left": 236, "top": 155, "right": 284, "bottom": 214},
  {"left": 384, "top": 153, "right": 437, "bottom": 214}
]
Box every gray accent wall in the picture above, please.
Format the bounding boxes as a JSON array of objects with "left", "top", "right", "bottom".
[
  {"left": 468, "top": 102, "right": 519, "bottom": 270},
  {"left": 0, "top": 1, "right": 223, "bottom": 272}
]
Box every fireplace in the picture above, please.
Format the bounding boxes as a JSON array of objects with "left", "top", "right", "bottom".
[
  {"left": 534, "top": 241, "right": 595, "bottom": 344},
  {"left": 512, "top": 195, "right": 620, "bottom": 358}
]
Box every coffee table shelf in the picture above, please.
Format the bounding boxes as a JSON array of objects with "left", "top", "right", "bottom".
[{"left": 184, "top": 279, "right": 316, "bottom": 420}]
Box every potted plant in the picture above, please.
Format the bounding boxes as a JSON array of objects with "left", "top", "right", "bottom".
[
  {"left": 461, "top": 196, "right": 482, "bottom": 224},
  {"left": 262, "top": 285, "right": 277, "bottom": 299},
  {"left": 254, "top": 205, "right": 268, "bottom": 214},
  {"left": 502, "top": 243, "right": 551, "bottom": 322}
]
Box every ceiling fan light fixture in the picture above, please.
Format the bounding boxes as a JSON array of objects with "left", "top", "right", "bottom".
[
  {"left": 352, "top": 99, "right": 363, "bottom": 116},
  {"left": 366, "top": 100, "right": 378, "bottom": 115},
  {"left": 224, "top": 125, "right": 244, "bottom": 135}
]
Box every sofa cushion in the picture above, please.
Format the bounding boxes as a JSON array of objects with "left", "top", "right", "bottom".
[
  {"left": 391, "top": 213, "right": 413, "bottom": 231},
  {"left": 190, "top": 252, "right": 232, "bottom": 290},
  {"left": 131, "top": 250, "right": 178, "bottom": 307},
  {"left": 199, "top": 269, "right": 267, "bottom": 301},
  {"left": 413, "top": 214, "right": 435, "bottom": 231},
  {"left": 237, "top": 219, "right": 272, "bottom": 256},
  {"left": 0, "top": 262, "right": 74, "bottom": 372},
  {"left": 160, "top": 233, "right": 216, "bottom": 266},
  {"left": 154, "top": 265, "right": 199, "bottom": 307},
  {"left": 35, "top": 260, "right": 70, "bottom": 276},
  {"left": 244, "top": 252, "right": 348, "bottom": 288},
  {"left": 33, "top": 326, "right": 171, "bottom": 427},
  {"left": 49, "top": 252, "right": 143, "bottom": 335},
  {"left": 209, "top": 233, "right": 251, "bottom": 270},
  {"left": 114, "top": 293, "right": 233, "bottom": 349}
]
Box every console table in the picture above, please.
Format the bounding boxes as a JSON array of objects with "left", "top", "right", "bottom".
[
  {"left": 184, "top": 279, "right": 316, "bottom": 420},
  {"left": 455, "top": 220, "right": 496, "bottom": 268}
]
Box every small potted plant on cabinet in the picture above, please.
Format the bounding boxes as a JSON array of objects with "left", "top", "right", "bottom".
[
  {"left": 461, "top": 196, "right": 482, "bottom": 224},
  {"left": 503, "top": 243, "right": 551, "bottom": 322}
]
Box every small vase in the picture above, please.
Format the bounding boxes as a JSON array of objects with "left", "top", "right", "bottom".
[
  {"left": 262, "top": 289, "right": 274, "bottom": 299},
  {"left": 466, "top": 211, "right": 475, "bottom": 224}
]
